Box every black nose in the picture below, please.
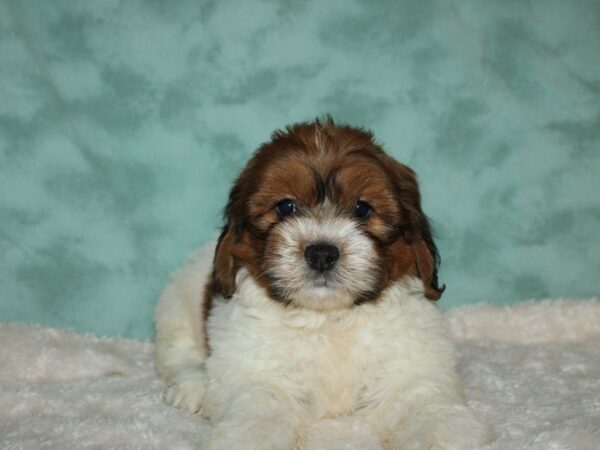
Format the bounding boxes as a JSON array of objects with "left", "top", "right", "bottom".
[{"left": 304, "top": 244, "right": 339, "bottom": 273}]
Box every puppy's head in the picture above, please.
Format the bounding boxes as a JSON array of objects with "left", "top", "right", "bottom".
[{"left": 210, "top": 118, "right": 444, "bottom": 310}]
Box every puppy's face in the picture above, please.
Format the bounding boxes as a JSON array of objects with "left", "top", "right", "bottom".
[{"left": 209, "top": 120, "right": 444, "bottom": 310}]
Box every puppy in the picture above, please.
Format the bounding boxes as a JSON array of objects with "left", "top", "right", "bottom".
[{"left": 154, "top": 118, "right": 492, "bottom": 450}]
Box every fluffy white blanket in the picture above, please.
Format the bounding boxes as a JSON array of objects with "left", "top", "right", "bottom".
[{"left": 1, "top": 300, "right": 599, "bottom": 450}]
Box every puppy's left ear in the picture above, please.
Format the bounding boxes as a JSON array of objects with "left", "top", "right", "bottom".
[
  {"left": 405, "top": 212, "right": 445, "bottom": 301},
  {"left": 381, "top": 156, "right": 445, "bottom": 301}
]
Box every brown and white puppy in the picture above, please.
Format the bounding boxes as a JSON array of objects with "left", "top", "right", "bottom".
[{"left": 155, "top": 119, "right": 492, "bottom": 450}]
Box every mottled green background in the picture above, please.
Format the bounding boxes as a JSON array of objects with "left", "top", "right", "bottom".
[{"left": 1, "top": 0, "right": 599, "bottom": 339}]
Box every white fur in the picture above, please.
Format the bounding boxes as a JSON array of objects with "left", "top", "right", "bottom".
[
  {"left": 265, "top": 206, "right": 379, "bottom": 309},
  {"left": 154, "top": 243, "right": 213, "bottom": 413},
  {"left": 4, "top": 300, "right": 600, "bottom": 449},
  {"left": 154, "top": 244, "right": 492, "bottom": 449}
]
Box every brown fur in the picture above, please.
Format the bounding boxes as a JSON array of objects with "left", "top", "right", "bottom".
[{"left": 205, "top": 118, "right": 444, "bottom": 315}]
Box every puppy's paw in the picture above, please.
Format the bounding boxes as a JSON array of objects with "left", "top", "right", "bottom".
[
  {"left": 429, "top": 405, "right": 493, "bottom": 449},
  {"left": 164, "top": 368, "right": 206, "bottom": 414},
  {"left": 302, "top": 418, "right": 384, "bottom": 450},
  {"left": 388, "top": 404, "right": 493, "bottom": 450},
  {"left": 202, "top": 416, "right": 300, "bottom": 450}
]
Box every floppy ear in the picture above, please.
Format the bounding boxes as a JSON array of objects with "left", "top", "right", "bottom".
[
  {"left": 211, "top": 222, "right": 240, "bottom": 298},
  {"left": 405, "top": 212, "right": 445, "bottom": 300},
  {"left": 380, "top": 156, "right": 445, "bottom": 301},
  {"left": 211, "top": 177, "right": 248, "bottom": 298}
]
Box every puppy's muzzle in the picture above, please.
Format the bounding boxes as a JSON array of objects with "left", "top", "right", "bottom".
[{"left": 304, "top": 243, "right": 339, "bottom": 273}]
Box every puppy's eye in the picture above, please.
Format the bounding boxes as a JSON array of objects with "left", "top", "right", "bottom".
[
  {"left": 354, "top": 201, "right": 371, "bottom": 218},
  {"left": 276, "top": 198, "right": 296, "bottom": 217}
]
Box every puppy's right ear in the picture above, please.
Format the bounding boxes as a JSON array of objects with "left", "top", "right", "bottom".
[
  {"left": 212, "top": 221, "right": 242, "bottom": 298},
  {"left": 211, "top": 155, "right": 260, "bottom": 298}
]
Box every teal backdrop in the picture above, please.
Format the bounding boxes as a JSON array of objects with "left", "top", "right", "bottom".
[{"left": 1, "top": 0, "right": 599, "bottom": 339}]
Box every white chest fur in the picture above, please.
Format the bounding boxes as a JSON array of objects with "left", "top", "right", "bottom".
[
  {"left": 156, "top": 258, "right": 491, "bottom": 449},
  {"left": 202, "top": 271, "right": 457, "bottom": 422}
]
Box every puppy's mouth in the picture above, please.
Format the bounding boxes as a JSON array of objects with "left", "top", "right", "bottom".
[
  {"left": 313, "top": 277, "right": 330, "bottom": 288},
  {"left": 265, "top": 262, "right": 378, "bottom": 310},
  {"left": 309, "top": 274, "right": 337, "bottom": 289}
]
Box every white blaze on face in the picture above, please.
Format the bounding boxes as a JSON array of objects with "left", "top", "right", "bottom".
[{"left": 264, "top": 204, "right": 380, "bottom": 310}]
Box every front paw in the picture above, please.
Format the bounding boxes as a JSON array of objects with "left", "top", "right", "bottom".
[
  {"left": 428, "top": 406, "right": 493, "bottom": 450},
  {"left": 388, "top": 405, "right": 493, "bottom": 450},
  {"left": 203, "top": 416, "right": 300, "bottom": 450},
  {"left": 164, "top": 368, "right": 206, "bottom": 414},
  {"left": 302, "top": 418, "right": 384, "bottom": 450}
]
